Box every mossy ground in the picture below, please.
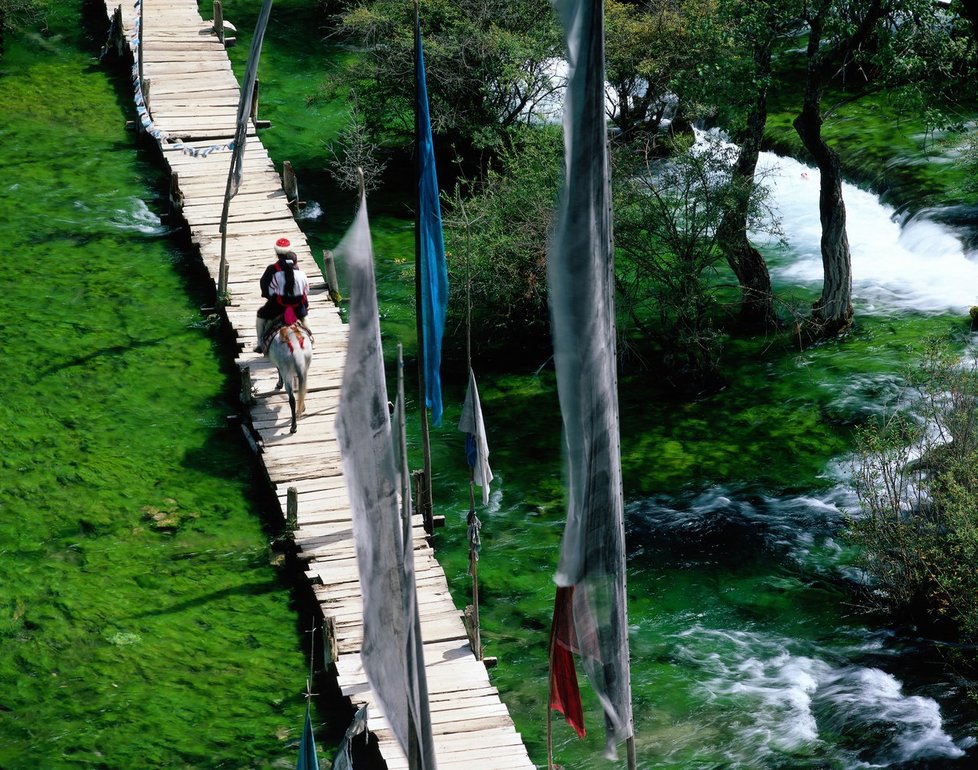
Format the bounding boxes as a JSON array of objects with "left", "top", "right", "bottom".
[{"left": 0, "top": 4, "right": 335, "bottom": 768}]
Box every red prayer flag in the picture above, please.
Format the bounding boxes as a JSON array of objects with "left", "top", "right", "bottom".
[{"left": 549, "top": 586, "right": 586, "bottom": 739}]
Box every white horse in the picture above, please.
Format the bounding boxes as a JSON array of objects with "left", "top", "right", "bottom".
[{"left": 266, "top": 323, "right": 313, "bottom": 434}]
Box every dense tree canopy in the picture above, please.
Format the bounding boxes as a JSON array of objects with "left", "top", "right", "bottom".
[
  {"left": 331, "top": 0, "right": 562, "bottom": 151},
  {"left": 334, "top": 0, "right": 978, "bottom": 367}
]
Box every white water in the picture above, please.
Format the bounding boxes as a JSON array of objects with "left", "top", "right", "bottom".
[
  {"left": 751, "top": 151, "right": 978, "bottom": 315},
  {"left": 676, "top": 625, "right": 971, "bottom": 767},
  {"left": 109, "top": 197, "right": 169, "bottom": 236},
  {"left": 296, "top": 200, "right": 324, "bottom": 221}
]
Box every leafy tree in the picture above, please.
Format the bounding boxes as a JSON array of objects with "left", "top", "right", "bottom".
[
  {"left": 789, "top": 0, "right": 953, "bottom": 342},
  {"left": 331, "top": 0, "right": 562, "bottom": 153},
  {"left": 442, "top": 125, "right": 563, "bottom": 360},
  {"left": 612, "top": 133, "right": 776, "bottom": 389},
  {"left": 604, "top": 0, "right": 726, "bottom": 141},
  {"left": 708, "top": 0, "right": 805, "bottom": 330},
  {"left": 956, "top": 0, "right": 978, "bottom": 40},
  {"left": 325, "top": 95, "right": 388, "bottom": 193},
  {"left": 0, "top": 0, "right": 46, "bottom": 57},
  {"left": 848, "top": 339, "right": 978, "bottom": 639}
]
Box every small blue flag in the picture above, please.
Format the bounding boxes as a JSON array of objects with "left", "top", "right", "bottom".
[
  {"left": 416, "top": 14, "right": 449, "bottom": 427},
  {"left": 296, "top": 704, "right": 319, "bottom": 770}
]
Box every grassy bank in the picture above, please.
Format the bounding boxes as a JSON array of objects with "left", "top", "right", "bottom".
[{"left": 0, "top": 4, "right": 335, "bottom": 767}]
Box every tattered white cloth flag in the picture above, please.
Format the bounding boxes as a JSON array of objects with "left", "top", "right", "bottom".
[
  {"left": 334, "top": 190, "right": 437, "bottom": 770},
  {"left": 457, "top": 367, "right": 493, "bottom": 506},
  {"left": 548, "top": 0, "right": 634, "bottom": 759}
]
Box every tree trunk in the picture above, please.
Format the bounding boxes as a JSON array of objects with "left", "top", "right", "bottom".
[
  {"left": 718, "top": 39, "right": 776, "bottom": 330},
  {"left": 792, "top": 20, "right": 853, "bottom": 342}
]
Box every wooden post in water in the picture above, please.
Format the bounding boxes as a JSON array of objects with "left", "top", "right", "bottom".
[
  {"left": 322, "top": 616, "right": 338, "bottom": 664},
  {"left": 252, "top": 80, "right": 271, "bottom": 128},
  {"left": 282, "top": 160, "right": 299, "bottom": 208},
  {"left": 322, "top": 249, "right": 341, "bottom": 306},
  {"left": 168, "top": 172, "right": 183, "bottom": 214},
  {"left": 240, "top": 366, "right": 254, "bottom": 406},
  {"left": 112, "top": 6, "right": 124, "bottom": 57},
  {"left": 142, "top": 78, "right": 151, "bottom": 118}
]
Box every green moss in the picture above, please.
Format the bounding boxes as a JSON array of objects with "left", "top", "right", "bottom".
[{"left": 0, "top": 8, "right": 323, "bottom": 769}]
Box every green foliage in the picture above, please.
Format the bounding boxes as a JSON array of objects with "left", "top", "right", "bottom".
[
  {"left": 0, "top": 0, "right": 47, "bottom": 56},
  {"left": 848, "top": 338, "right": 978, "bottom": 639},
  {"left": 613, "top": 133, "right": 775, "bottom": 389},
  {"left": 332, "top": 0, "right": 562, "bottom": 151},
  {"left": 605, "top": 0, "right": 730, "bottom": 139},
  {"left": 325, "top": 93, "right": 389, "bottom": 193},
  {"left": 442, "top": 124, "right": 563, "bottom": 359}
]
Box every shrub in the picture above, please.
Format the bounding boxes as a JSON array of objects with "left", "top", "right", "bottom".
[{"left": 848, "top": 338, "right": 978, "bottom": 639}]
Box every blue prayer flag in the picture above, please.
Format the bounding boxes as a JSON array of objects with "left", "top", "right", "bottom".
[
  {"left": 416, "top": 15, "right": 449, "bottom": 427},
  {"left": 296, "top": 704, "right": 319, "bottom": 770}
]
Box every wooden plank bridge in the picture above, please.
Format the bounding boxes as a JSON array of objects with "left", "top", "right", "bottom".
[{"left": 99, "top": 2, "right": 535, "bottom": 768}]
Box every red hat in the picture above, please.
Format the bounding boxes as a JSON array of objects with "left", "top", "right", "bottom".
[{"left": 275, "top": 237, "right": 292, "bottom": 256}]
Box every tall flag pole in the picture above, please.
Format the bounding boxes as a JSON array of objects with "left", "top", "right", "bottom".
[
  {"left": 547, "top": 0, "right": 635, "bottom": 765},
  {"left": 413, "top": 5, "right": 448, "bottom": 531},
  {"left": 218, "top": 0, "right": 274, "bottom": 296},
  {"left": 334, "top": 189, "right": 437, "bottom": 770}
]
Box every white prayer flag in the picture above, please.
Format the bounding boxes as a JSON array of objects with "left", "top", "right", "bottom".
[
  {"left": 334, "top": 191, "right": 437, "bottom": 770},
  {"left": 548, "top": 0, "right": 634, "bottom": 758},
  {"left": 457, "top": 367, "right": 493, "bottom": 506}
]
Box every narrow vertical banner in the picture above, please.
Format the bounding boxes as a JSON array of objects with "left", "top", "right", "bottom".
[
  {"left": 547, "top": 0, "right": 634, "bottom": 760},
  {"left": 334, "top": 191, "right": 437, "bottom": 770},
  {"left": 457, "top": 367, "right": 493, "bottom": 506},
  {"left": 549, "top": 586, "right": 585, "bottom": 740},
  {"left": 296, "top": 703, "right": 320, "bottom": 770},
  {"left": 416, "top": 13, "right": 449, "bottom": 427}
]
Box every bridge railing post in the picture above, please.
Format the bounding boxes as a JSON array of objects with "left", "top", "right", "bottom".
[
  {"left": 322, "top": 249, "right": 342, "bottom": 306},
  {"left": 213, "top": 1, "right": 224, "bottom": 45},
  {"left": 286, "top": 486, "right": 298, "bottom": 534}
]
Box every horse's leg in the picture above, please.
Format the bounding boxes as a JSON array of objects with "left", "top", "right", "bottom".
[{"left": 287, "top": 388, "right": 297, "bottom": 434}]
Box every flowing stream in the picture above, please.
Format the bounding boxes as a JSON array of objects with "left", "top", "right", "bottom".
[{"left": 751, "top": 149, "right": 978, "bottom": 315}]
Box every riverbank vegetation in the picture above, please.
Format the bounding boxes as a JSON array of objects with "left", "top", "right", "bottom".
[
  {"left": 328, "top": 0, "right": 978, "bottom": 654},
  {"left": 849, "top": 340, "right": 978, "bottom": 643}
]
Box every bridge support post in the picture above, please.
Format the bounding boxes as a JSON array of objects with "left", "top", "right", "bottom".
[
  {"left": 322, "top": 616, "right": 338, "bottom": 665},
  {"left": 252, "top": 80, "right": 272, "bottom": 129},
  {"left": 286, "top": 486, "right": 298, "bottom": 534},
  {"left": 322, "top": 249, "right": 342, "bottom": 306},
  {"left": 240, "top": 366, "right": 254, "bottom": 407},
  {"left": 282, "top": 161, "right": 301, "bottom": 209}
]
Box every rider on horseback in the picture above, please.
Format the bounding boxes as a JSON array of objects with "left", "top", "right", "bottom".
[{"left": 253, "top": 237, "right": 312, "bottom": 354}]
